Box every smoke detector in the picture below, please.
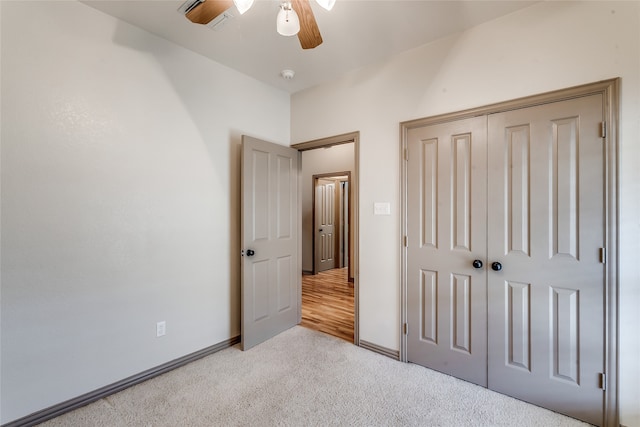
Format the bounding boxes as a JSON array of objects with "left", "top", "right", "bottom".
[{"left": 281, "top": 69, "right": 295, "bottom": 80}]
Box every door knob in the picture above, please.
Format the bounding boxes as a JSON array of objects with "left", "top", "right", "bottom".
[
  {"left": 472, "top": 260, "right": 483, "bottom": 269},
  {"left": 491, "top": 262, "right": 502, "bottom": 271},
  {"left": 246, "top": 249, "right": 255, "bottom": 257}
]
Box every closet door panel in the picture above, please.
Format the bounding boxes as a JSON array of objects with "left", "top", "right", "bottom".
[
  {"left": 487, "top": 94, "right": 605, "bottom": 426},
  {"left": 406, "top": 116, "right": 487, "bottom": 387}
]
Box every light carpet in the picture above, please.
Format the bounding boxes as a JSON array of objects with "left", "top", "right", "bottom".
[{"left": 39, "top": 326, "right": 589, "bottom": 426}]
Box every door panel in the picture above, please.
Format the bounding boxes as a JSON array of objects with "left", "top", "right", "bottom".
[
  {"left": 315, "top": 178, "right": 337, "bottom": 272},
  {"left": 487, "top": 94, "right": 605, "bottom": 425},
  {"left": 406, "top": 116, "right": 488, "bottom": 386},
  {"left": 241, "top": 136, "right": 299, "bottom": 350}
]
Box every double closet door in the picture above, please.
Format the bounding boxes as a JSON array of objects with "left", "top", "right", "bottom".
[{"left": 406, "top": 94, "right": 606, "bottom": 425}]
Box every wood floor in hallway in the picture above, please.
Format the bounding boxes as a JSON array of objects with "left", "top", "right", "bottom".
[{"left": 301, "top": 267, "right": 354, "bottom": 343}]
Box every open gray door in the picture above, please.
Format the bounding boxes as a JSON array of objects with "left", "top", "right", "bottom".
[{"left": 241, "top": 136, "right": 299, "bottom": 350}]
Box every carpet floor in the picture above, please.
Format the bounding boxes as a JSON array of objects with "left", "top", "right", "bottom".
[{"left": 39, "top": 326, "right": 589, "bottom": 426}]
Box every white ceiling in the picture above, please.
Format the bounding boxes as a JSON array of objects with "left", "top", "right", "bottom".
[{"left": 83, "top": 0, "right": 537, "bottom": 93}]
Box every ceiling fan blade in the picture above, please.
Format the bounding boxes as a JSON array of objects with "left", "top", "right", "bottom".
[
  {"left": 291, "top": 0, "right": 323, "bottom": 49},
  {"left": 186, "top": 0, "right": 234, "bottom": 25}
]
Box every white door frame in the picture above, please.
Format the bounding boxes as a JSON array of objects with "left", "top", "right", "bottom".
[
  {"left": 400, "top": 79, "right": 619, "bottom": 426},
  {"left": 292, "top": 131, "right": 360, "bottom": 345}
]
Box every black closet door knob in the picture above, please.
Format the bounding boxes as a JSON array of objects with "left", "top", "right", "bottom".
[
  {"left": 491, "top": 262, "right": 503, "bottom": 271},
  {"left": 246, "top": 249, "right": 255, "bottom": 257},
  {"left": 472, "top": 260, "right": 483, "bottom": 269}
]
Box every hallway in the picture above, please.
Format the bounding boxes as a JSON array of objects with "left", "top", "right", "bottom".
[{"left": 301, "top": 268, "right": 354, "bottom": 342}]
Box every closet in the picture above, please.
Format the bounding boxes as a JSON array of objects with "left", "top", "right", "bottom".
[{"left": 401, "top": 81, "right": 618, "bottom": 426}]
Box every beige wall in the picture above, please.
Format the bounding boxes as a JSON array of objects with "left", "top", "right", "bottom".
[
  {"left": 291, "top": 2, "right": 640, "bottom": 425},
  {"left": 300, "top": 144, "right": 355, "bottom": 273},
  {"left": 0, "top": 1, "right": 290, "bottom": 423}
]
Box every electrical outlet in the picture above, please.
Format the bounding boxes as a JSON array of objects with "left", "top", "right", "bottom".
[{"left": 156, "top": 321, "right": 166, "bottom": 337}]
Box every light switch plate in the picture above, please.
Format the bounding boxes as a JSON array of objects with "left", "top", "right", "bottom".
[{"left": 374, "top": 202, "right": 391, "bottom": 215}]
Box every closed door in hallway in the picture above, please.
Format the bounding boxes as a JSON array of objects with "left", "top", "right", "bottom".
[
  {"left": 315, "top": 178, "right": 338, "bottom": 273},
  {"left": 406, "top": 94, "right": 606, "bottom": 425}
]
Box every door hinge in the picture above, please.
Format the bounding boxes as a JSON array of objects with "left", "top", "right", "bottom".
[
  {"left": 404, "top": 148, "right": 409, "bottom": 161},
  {"left": 404, "top": 323, "right": 408, "bottom": 335},
  {"left": 404, "top": 236, "right": 408, "bottom": 247},
  {"left": 600, "top": 247, "right": 606, "bottom": 264},
  {"left": 600, "top": 121, "right": 607, "bottom": 138},
  {"left": 599, "top": 373, "right": 607, "bottom": 391}
]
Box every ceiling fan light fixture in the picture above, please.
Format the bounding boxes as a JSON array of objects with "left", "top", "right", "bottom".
[
  {"left": 277, "top": 3, "right": 300, "bottom": 37},
  {"left": 233, "top": 0, "right": 254, "bottom": 15},
  {"left": 315, "top": 0, "right": 335, "bottom": 11}
]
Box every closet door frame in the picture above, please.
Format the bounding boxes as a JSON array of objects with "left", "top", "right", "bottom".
[{"left": 399, "top": 78, "right": 619, "bottom": 427}]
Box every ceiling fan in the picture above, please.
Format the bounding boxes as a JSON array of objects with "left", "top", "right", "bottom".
[{"left": 180, "top": 0, "right": 335, "bottom": 50}]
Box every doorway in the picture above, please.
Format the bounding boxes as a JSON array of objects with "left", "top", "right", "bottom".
[{"left": 292, "top": 132, "right": 359, "bottom": 344}]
